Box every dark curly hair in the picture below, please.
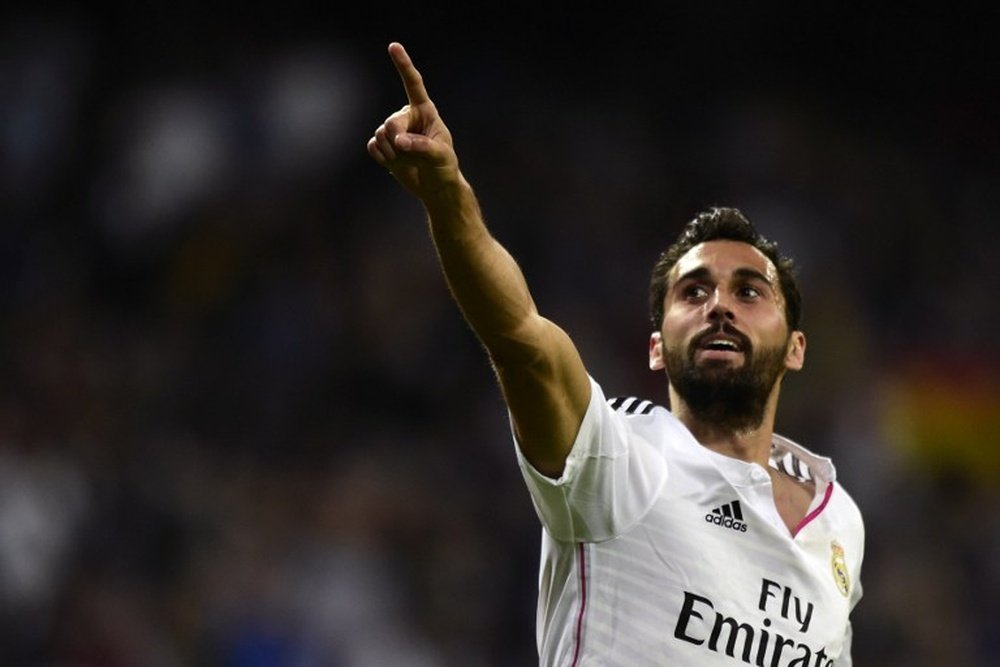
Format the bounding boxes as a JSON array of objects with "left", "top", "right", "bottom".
[{"left": 648, "top": 207, "right": 802, "bottom": 331}]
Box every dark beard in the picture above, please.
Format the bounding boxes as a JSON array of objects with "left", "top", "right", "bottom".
[{"left": 665, "top": 328, "right": 789, "bottom": 432}]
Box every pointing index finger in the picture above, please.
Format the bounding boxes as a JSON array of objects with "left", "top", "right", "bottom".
[{"left": 388, "top": 42, "right": 431, "bottom": 106}]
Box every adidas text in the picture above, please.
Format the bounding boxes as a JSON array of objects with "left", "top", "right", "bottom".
[{"left": 706, "top": 513, "right": 748, "bottom": 532}]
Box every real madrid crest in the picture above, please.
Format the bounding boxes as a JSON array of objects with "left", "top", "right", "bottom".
[{"left": 830, "top": 540, "right": 850, "bottom": 597}]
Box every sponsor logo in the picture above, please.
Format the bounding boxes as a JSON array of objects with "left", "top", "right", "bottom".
[
  {"left": 674, "top": 579, "right": 835, "bottom": 666},
  {"left": 706, "top": 500, "right": 748, "bottom": 533}
]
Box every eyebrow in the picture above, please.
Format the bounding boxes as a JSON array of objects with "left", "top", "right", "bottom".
[
  {"left": 672, "top": 266, "right": 776, "bottom": 289},
  {"left": 672, "top": 266, "right": 712, "bottom": 287},
  {"left": 732, "top": 267, "right": 775, "bottom": 288}
]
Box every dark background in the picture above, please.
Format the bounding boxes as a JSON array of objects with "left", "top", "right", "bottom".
[{"left": 1, "top": 3, "right": 997, "bottom": 665}]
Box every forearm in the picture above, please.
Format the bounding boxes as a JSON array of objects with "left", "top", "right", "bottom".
[{"left": 423, "top": 175, "right": 541, "bottom": 361}]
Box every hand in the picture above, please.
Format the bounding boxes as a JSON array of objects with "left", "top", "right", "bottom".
[{"left": 367, "top": 43, "right": 461, "bottom": 200}]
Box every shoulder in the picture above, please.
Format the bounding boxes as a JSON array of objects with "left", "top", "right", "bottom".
[
  {"left": 603, "top": 393, "right": 694, "bottom": 446},
  {"left": 832, "top": 479, "right": 865, "bottom": 529},
  {"left": 605, "top": 394, "right": 678, "bottom": 428}
]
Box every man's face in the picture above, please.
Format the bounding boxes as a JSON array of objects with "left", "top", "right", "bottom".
[{"left": 648, "top": 240, "right": 805, "bottom": 430}]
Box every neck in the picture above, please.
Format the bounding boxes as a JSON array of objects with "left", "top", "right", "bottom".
[{"left": 669, "top": 385, "right": 782, "bottom": 466}]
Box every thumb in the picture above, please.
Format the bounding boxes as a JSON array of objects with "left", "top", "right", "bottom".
[
  {"left": 393, "top": 132, "right": 417, "bottom": 151},
  {"left": 394, "top": 132, "right": 449, "bottom": 163}
]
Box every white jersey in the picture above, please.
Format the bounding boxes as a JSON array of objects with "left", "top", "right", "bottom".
[{"left": 514, "top": 377, "right": 864, "bottom": 666}]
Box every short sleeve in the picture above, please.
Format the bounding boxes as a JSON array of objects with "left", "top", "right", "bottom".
[{"left": 514, "top": 376, "right": 668, "bottom": 542}]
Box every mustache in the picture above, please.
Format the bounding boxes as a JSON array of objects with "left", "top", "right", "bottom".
[{"left": 691, "top": 323, "right": 752, "bottom": 352}]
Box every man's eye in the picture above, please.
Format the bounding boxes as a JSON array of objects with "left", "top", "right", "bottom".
[
  {"left": 738, "top": 286, "right": 761, "bottom": 299},
  {"left": 684, "top": 285, "right": 709, "bottom": 300}
]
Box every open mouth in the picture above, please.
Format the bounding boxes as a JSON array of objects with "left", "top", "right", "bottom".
[
  {"left": 701, "top": 338, "right": 742, "bottom": 352},
  {"left": 692, "top": 328, "right": 750, "bottom": 360}
]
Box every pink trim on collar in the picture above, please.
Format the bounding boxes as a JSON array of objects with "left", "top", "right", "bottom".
[{"left": 792, "top": 483, "right": 834, "bottom": 537}]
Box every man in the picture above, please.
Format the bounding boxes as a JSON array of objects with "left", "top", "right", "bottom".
[{"left": 367, "top": 42, "right": 864, "bottom": 666}]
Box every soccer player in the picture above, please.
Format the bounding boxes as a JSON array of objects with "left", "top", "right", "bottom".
[{"left": 367, "top": 42, "right": 864, "bottom": 666}]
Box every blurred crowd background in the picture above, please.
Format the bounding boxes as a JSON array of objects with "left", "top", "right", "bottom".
[{"left": 1, "top": 4, "right": 997, "bottom": 666}]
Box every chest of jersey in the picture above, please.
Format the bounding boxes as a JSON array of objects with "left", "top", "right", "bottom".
[{"left": 571, "top": 461, "right": 854, "bottom": 666}]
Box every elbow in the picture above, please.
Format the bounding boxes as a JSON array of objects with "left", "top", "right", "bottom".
[{"left": 481, "top": 314, "right": 551, "bottom": 369}]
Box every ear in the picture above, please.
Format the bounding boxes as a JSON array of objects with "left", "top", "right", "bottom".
[
  {"left": 784, "top": 330, "right": 806, "bottom": 371},
  {"left": 649, "top": 331, "right": 666, "bottom": 371}
]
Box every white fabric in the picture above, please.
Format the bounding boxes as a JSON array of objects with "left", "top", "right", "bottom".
[{"left": 515, "top": 377, "right": 864, "bottom": 666}]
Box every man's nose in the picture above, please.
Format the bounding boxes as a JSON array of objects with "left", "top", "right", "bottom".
[{"left": 706, "top": 289, "right": 735, "bottom": 322}]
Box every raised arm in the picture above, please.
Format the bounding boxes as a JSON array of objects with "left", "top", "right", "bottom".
[{"left": 367, "top": 43, "right": 590, "bottom": 476}]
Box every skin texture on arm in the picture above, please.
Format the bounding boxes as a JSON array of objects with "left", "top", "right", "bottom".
[{"left": 367, "top": 43, "right": 590, "bottom": 477}]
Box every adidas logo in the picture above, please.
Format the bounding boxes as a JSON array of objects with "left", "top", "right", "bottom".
[{"left": 705, "top": 500, "right": 748, "bottom": 533}]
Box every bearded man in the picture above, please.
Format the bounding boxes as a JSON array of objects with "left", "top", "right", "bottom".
[{"left": 367, "top": 42, "right": 864, "bottom": 667}]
